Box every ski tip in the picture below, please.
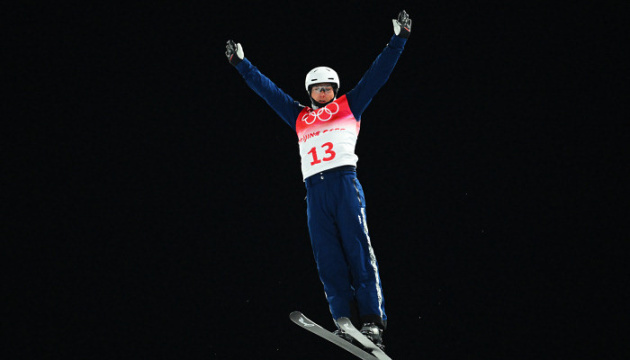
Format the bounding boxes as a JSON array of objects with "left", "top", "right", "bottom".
[{"left": 289, "top": 311, "right": 304, "bottom": 320}]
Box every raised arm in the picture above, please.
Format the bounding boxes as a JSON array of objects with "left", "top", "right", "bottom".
[
  {"left": 346, "top": 10, "right": 412, "bottom": 119},
  {"left": 226, "top": 40, "right": 302, "bottom": 130}
]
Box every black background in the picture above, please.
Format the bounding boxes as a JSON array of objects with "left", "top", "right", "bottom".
[{"left": 5, "top": 1, "right": 626, "bottom": 359}]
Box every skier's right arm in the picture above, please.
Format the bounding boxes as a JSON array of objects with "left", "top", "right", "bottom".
[{"left": 226, "top": 40, "right": 301, "bottom": 130}]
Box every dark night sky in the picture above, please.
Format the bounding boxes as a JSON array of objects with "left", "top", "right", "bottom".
[{"left": 6, "top": 1, "right": 626, "bottom": 359}]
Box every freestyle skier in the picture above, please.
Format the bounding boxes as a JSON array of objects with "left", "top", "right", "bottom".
[{"left": 225, "top": 10, "right": 412, "bottom": 351}]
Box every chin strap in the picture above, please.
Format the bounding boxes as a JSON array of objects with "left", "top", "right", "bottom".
[
  {"left": 308, "top": 84, "right": 339, "bottom": 109},
  {"left": 310, "top": 97, "right": 336, "bottom": 109}
]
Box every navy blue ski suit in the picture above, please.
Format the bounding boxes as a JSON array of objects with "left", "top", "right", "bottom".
[{"left": 232, "top": 34, "right": 407, "bottom": 328}]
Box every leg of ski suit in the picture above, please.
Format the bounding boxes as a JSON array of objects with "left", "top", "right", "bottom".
[{"left": 305, "top": 167, "right": 386, "bottom": 328}]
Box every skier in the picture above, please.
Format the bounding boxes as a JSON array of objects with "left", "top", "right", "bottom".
[{"left": 225, "top": 10, "right": 411, "bottom": 350}]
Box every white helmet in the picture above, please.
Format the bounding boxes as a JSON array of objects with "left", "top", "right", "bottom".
[{"left": 304, "top": 66, "right": 340, "bottom": 93}]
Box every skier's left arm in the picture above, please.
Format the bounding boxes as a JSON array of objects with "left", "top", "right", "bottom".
[{"left": 346, "top": 10, "right": 412, "bottom": 119}]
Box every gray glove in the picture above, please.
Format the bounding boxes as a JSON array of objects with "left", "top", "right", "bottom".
[
  {"left": 225, "top": 40, "right": 244, "bottom": 66},
  {"left": 392, "top": 10, "right": 412, "bottom": 38}
]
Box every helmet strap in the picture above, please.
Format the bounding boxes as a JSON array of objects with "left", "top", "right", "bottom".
[
  {"left": 308, "top": 84, "right": 339, "bottom": 109},
  {"left": 310, "top": 97, "right": 336, "bottom": 109}
]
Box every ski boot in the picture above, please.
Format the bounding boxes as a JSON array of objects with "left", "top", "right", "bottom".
[
  {"left": 360, "top": 323, "right": 385, "bottom": 351},
  {"left": 333, "top": 329, "right": 356, "bottom": 345}
]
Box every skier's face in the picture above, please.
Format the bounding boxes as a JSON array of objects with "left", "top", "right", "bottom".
[{"left": 310, "top": 83, "right": 335, "bottom": 104}]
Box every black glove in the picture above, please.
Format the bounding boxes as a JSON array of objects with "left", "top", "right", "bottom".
[
  {"left": 225, "top": 40, "right": 244, "bottom": 66},
  {"left": 393, "top": 10, "right": 412, "bottom": 38}
]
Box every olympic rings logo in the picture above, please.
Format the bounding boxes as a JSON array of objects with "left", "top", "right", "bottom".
[{"left": 301, "top": 102, "right": 340, "bottom": 125}]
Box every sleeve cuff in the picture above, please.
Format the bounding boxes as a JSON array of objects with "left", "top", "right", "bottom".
[
  {"left": 388, "top": 35, "right": 407, "bottom": 49},
  {"left": 235, "top": 57, "right": 251, "bottom": 74}
]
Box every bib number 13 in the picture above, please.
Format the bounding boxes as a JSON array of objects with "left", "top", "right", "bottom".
[{"left": 307, "top": 142, "right": 336, "bottom": 165}]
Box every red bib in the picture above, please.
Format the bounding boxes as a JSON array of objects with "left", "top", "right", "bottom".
[{"left": 295, "top": 95, "right": 361, "bottom": 180}]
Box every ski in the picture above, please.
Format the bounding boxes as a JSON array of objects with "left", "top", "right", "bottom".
[
  {"left": 289, "top": 311, "right": 378, "bottom": 360},
  {"left": 338, "top": 317, "right": 393, "bottom": 360}
]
